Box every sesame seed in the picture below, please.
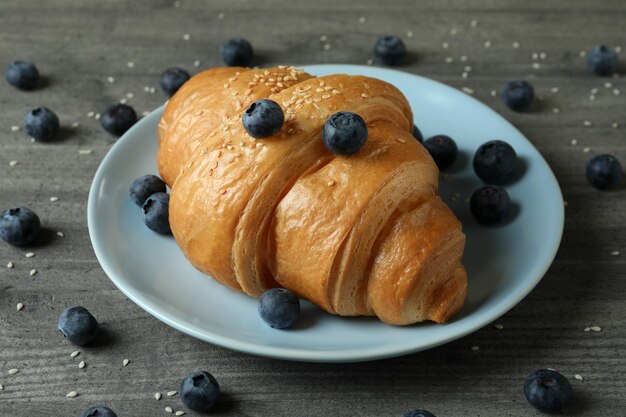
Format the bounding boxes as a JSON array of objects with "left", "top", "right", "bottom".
[
  {"left": 57, "top": 231, "right": 64, "bottom": 237},
  {"left": 165, "top": 407, "right": 173, "bottom": 413},
  {"left": 120, "top": 98, "right": 127, "bottom": 104},
  {"left": 610, "top": 250, "right": 620, "bottom": 256},
  {"left": 564, "top": 201, "right": 568, "bottom": 207},
  {"left": 490, "top": 90, "right": 497, "bottom": 97},
  {"left": 570, "top": 138, "right": 577, "bottom": 145},
  {"left": 327, "top": 180, "right": 336, "bottom": 187},
  {"left": 550, "top": 87, "right": 559, "bottom": 93},
  {"left": 552, "top": 108, "right": 560, "bottom": 114},
  {"left": 255, "top": 142, "right": 264, "bottom": 148},
  {"left": 70, "top": 350, "right": 80, "bottom": 358},
  {"left": 87, "top": 111, "right": 95, "bottom": 117},
  {"left": 583, "top": 120, "right": 592, "bottom": 127},
  {"left": 460, "top": 55, "right": 468, "bottom": 61},
  {"left": 539, "top": 52, "right": 547, "bottom": 59},
  {"left": 175, "top": 411, "right": 185, "bottom": 416},
  {"left": 361, "top": 93, "right": 369, "bottom": 98},
  {"left": 183, "top": 33, "right": 190, "bottom": 40},
  {"left": 320, "top": 35, "right": 328, "bottom": 42},
  {"left": 484, "top": 40, "right": 491, "bottom": 48},
  {"left": 95, "top": 113, "right": 101, "bottom": 119},
  {"left": 217, "top": 12, "right": 225, "bottom": 19},
  {"left": 9, "top": 160, "right": 18, "bottom": 167},
  {"left": 323, "top": 44, "right": 331, "bottom": 51},
  {"left": 589, "top": 95, "right": 596, "bottom": 101},
  {"left": 531, "top": 52, "right": 539, "bottom": 60},
  {"left": 29, "top": 269, "right": 37, "bottom": 276},
  {"left": 444, "top": 57, "right": 454, "bottom": 63},
  {"left": 11, "top": 125, "right": 20, "bottom": 132},
  {"left": 123, "top": 359, "right": 130, "bottom": 366},
  {"left": 127, "top": 61, "right": 135, "bottom": 68},
  {"left": 464, "top": 66, "right": 472, "bottom": 72},
  {"left": 590, "top": 326, "right": 602, "bottom": 332},
  {"left": 461, "top": 87, "right": 474, "bottom": 95},
  {"left": 604, "top": 82, "right": 613, "bottom": 88},
  {"left": 8, "top": 369, "right": 19, "bottom": 375},
  {"left": 470, "top": 345, "right": 480, "bottom": 351},
  {"left": 396, "top": 138, "right": 406, "bottom": 143},
  {"left": 512, "top": 41, "right": 520, "bottom": 48},
  {"left": 612, "top": 122, "right": 619, "bottom": 129},
  {"left": 442, "top": 42, "right": 449, "bottom": 49},
  {"left": 583, "top": 147, "right": 591, "bottom": 153},
  {"left": 590, "top": 88, "right": 599, "bottom": 94},
  {"left": 25, "top": 252, "right": 35, "bottom": 258},
  {"left": 358, "top": 16, "right": 366, "bottom": 23},
  {"left": 613, "top": 89, "right": 621, "bottom": 95},
  {"left": 149, "top": 87, "right": 156, "bottom": 94},
  {"left": 50, "top": 197, "right": 59, "bottom": 202},
  {"left": 616, "top": 46, "right": 623, "bottom": 53},
  {"left": 470, "top": 19, "right": 478, "bottom": 27},
  {"left": 79, "top": 361, "right": 85, "bottom": 369},
  {"left": 584, "top": 327, "right": 591, "bottom": 332},
  {"left": 450, "top": 28, "right": 459, "bottom": 35},
  {"left": 79, "top": 149, "right": 93, "bottom": 155},
  {"left": 71, "top": 122, "right": 80, "bottom": 128},
  {"left": 66, "top": 391, "right": 78, "bottom": 398},
  {"left": 7, "top": 261, "right": 14, "bottom": 269},
  {"left": 155, "top": 392, "right": 162, "bottom": 400},
  {"left": 407, "top": 30, "right": 413, "bottom": 38},
  {"left": 574, "top": 374, "right": 584, "bottom": 381},
  {"left": 126, "top": 92, "right": 134, "bottom": 99},
  {"left": 107, "top": 76, "right": 114, "bottom": 83},
  {"left": 0, "top": 384, "right": 3, "bottom": 390},
  {"left": 193, "top": 60, "right": 200, "bottom": 67},
  {"left": 532, "top": 62, "right": 541, "bottom": 69},
  {"left": 16, "top": 303, "right": 24, "bottom": 311},
  {"left": 461, "top": 72, "right": 469, "bottom": 79},
  {"left": 579, "top": 50, "right": 586, "bottom": 57},
  {"left": 493, "top": 323, "right": 504, "bottom": 330},
  {"left": 167, "top": 390, "right": 178, "bottom": 397}
]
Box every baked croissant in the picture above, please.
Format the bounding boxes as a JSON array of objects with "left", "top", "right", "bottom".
[{"left": 158, "top": 66, "right": 467, "bottom": 325}]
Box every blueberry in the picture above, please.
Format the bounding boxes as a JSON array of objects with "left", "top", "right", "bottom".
[
  {"left": 500, "top": 80, "right": 534, "bottom": 111},
  {"left": 100, "top": 104, "right": 137, "bottom": 136},
  {"left": 374, "top": 36, "right": 407, "bottom": 66},
  {"left": 130, "top": 175, "right": 167, "bottom": 206},
  {"left": 221, "top": 38, "right": 254, "bottom": 67},
  {"left": 586, "top": 154, "right": 622, "bottom": 189},
  {"left": 524, "top": 369, "right": 572, "bottom": 412},
  {"left": 470, "top": 185, "right": 511, "bottom": 225},
  {"left": 412, "top": 124, "right": 423, "bottom": 143},
  {"left": 79, "top": 406, "right": 117, "bottom": 417},
  {"left": 0, "top": 207, "right": 41, "bottom": 246},
  {"left": 258, "top": 288, "right": 300, "bottom": 329},
  {"left": 24, "top": 107, "right": 59, "bottom": 142},
  {"left": 403, "top": 410, "right": 436, "bottom": 417},
  {"left": 6, "top": 61, "right": 39, "bottom": 90},
  {"left": 587, "top": 45, "right": 619, "bottom": 76},
  {"left": 160, "top": 67, "right": 191, "bottom": 97},
  {"left": 58, "top": 306, "right": 99, "bottom": 346},
  {"left": 423, "top": 135, "right": 458, "bottom": 170},
  {"left": 473, "top": 140, "right": 517, "bottom": 184},
  {"left": 180, "top": 370, "right": 220, "bottom": 412},
  {"left": 322, "top": 111, "right": 368, "bottom": 155},
  {"left": 242, "top": 99, "right": 284, "bottom": 139},
  {"left": 142, "top": 192, "right": 170, "bottom": 234}
]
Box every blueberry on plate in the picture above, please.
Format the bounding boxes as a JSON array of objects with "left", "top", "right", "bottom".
[
  {"left": 58, "top": 306, "right": 99, "bottom": 346},
  {"left": 412, "top": 124, "right": 423, "bottom": 143},
  {"left": 142, "top": 192, "right": 170, "bottom": 234},
  {"left": 258, "top": 288, "right": 300, "bottom": 329},
  {"left": 470, "top": 185, "right": 511, "bottom": 225},
  {"left": 221, "top": 38, "right": 254, "bottom": 67},
  {"left": 100, "top": 104, "right": 137, "bottom": 136},
  {"left": 473, "top": 140, "right": 517, "bottom": 184},
  {"left": 79, "top": 406, "right": 117, "bottom": 417},
  {"left": 403, "top": 410, "right": 436, "bottom": 417},
  {"left": 587, "top": 45, "right": 619, "bottom": 76},
  {"left": 322, "top": 111, "right": 368, "bottom": 155},
  {"left": 24, "top": 107, "right": 59, "bottom": 142},
  {"left": 423, "top": 135, "right": 458, "bottom": 170},
  {"left": 524, "top": 369, "right": 572, "bottom": 412},
  {"left": 500, "top": 80, "right": 534, "bottom": 111},
  {"left": 130, "top": 175, "right": 167, "bottom": 206},
  {"left": 374, "top": 36, "right": 407, "bottom": 66},
  {"left": 160, "top": 67, "right": 191, "bottom": 97},
  {"left": 0, "top": 207, "right": 41, "bottom": 246},
  {"left": 180, "top": 370, "right": 220, "bottom": 412},
  {"left": 6, "top": 60, "right": 39, "bottom": 90},
  {"left": 586, "top": 154, "right": 622, "bottom": 189},
  {"left": 242, "top": 99, "right": 284, "bottom": 139}
]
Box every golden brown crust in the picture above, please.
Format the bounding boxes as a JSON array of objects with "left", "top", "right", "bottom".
[{"left": 158, "top": 66, "right": 467, "bottom": 325}]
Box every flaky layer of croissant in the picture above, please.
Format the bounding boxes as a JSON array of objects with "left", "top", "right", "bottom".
[{"left": 158, "top": 66, "right": 467, "bottom": 325}]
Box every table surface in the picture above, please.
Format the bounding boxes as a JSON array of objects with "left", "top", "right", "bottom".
[{"left": 1, "top": 0, "right": 625, "bottom": 415}]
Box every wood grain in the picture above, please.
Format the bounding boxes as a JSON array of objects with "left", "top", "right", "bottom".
[{"left": 1, "top": 0, "right": 625, "bottom": 415}]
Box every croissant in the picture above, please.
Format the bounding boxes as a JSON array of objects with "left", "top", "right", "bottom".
[{"left": 158, "top": 66, "right": 467, "bottom": 325}]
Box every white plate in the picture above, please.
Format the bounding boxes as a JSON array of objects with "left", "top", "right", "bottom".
[{"left": 88, "top": 65, "right": 564, "bottom": 363}]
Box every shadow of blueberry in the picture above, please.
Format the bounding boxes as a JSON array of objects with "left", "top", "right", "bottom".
[{"left": 445, "top": 150, "right": 468, "bottom": 175}]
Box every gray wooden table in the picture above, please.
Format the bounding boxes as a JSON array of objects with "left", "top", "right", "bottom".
[{"left": 1, "top": 0, "right": 625, "bottom": 415}]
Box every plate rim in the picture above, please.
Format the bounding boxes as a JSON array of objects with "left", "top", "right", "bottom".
[{"left": 87, "top": 64, "right": 565, "bottom": 363}]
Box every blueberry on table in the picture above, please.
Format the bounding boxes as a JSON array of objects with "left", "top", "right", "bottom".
[
  {"left": 100, "top": 104, "right": 137, "bottom": 136},
  {"left": 524, "top": 369, "right": 572, "bottom": 412},
  {"left": 587, "top": 45, "right": 619, "bottom": 76},
  {"left": 24, "top": 107, "right": 59, "bottom": 142},
  {"left": 180, "top": 370, "right": 220, "bottom": 412},
  {"left": 130, "top": 175, "right": 167, "bottom": 206},
  {"left": 423, "top": 135, "right": 458, "bottom": 170},
  {"left": 322, "top": 111, "right": 368, "bottom": 155},
  {"left": 412, "top": 124, "right": 423, "bottom": 143},
  {"left": 242, "top": 99, "right": 284, "bottom": 139},
  {"left": 142, "top": 192, "right": 170, "bottom": 234},
  {"left": 79, "top": 406, "right": 117, "bottom": 417},
  {"left": 586, "top": 154, "right": 622, "bottom": 190},
  {"left": 473, "top": 140, "right": 517, "bottom": 184},
  {"left": 58, "top": 306, "right": 99, "bottom": 346},
  {"left": 500, "top": 80, "right": 534, "bottom": 111},
  {"left": 221, "top": 37, "right": 254, "bottom": 67},
  {"left": 5, "top": 60, "right": 39, "bottom": 90},
  {"left": 258, "top": 288, "right": 300, "bottom": 329},
  {"left": 374, "top": 36, "right": 407, "bottom": 66},
  {"left": 0, "top": 207, "right": 41, "bottom": 246},
  {"left": 160, "top": 67, "right": 191, "bottom": 97},
  {"left": 403, "top": 410, "right": 436, "bottom": 417},
  {"left": 470, "top": 185, "right": 511, "bottom": 225}
]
